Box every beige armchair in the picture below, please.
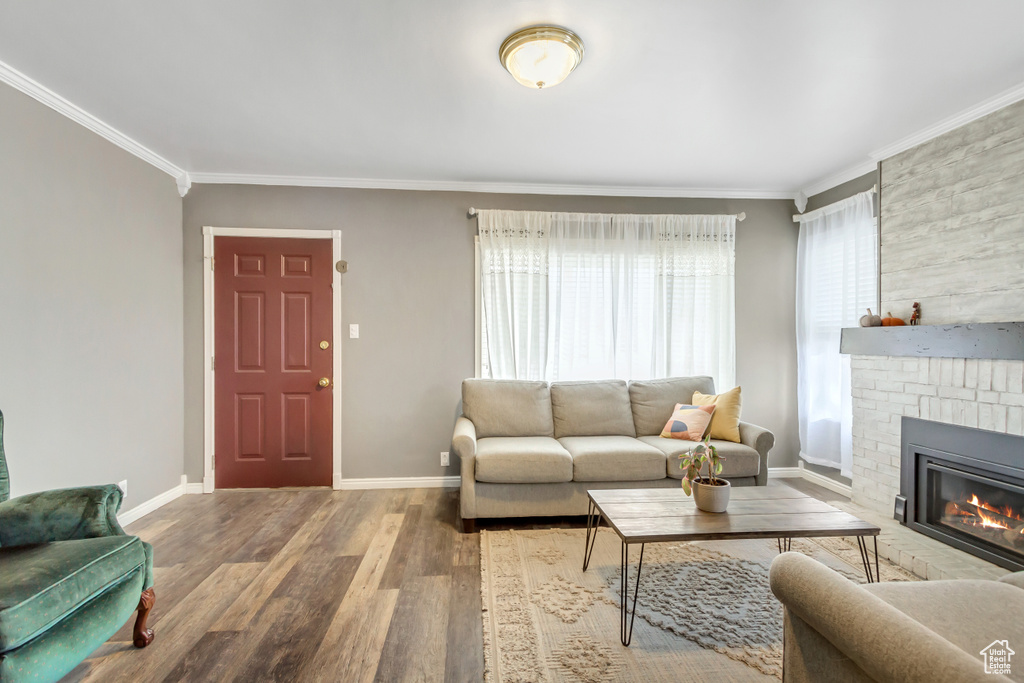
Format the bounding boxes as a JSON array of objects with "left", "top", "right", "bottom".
[{"left": 769, "top": 551, "right": 1022, "bottom": 682}]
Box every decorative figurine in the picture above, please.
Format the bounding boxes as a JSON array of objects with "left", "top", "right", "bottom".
[{"left": 910, "top": 302, "right": 921, "bottom": 325}]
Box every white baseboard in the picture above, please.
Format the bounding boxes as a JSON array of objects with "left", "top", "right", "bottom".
[
  {"left": 184, "top": 482, "right": 204, "bottom": 494},
  {"left": 798, "top": 462, "right": 853, "bottom": 497},
  {"left": 338, "top": 475, "right": 460, "bottom": 490},
  {"left": 117, "top": 475, "right": 202, "bottom": 526},
  {"left": 767, "top": 467, "right": 802, "bottom": 478}
]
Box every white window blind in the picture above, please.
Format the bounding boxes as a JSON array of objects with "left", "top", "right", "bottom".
[
  {"left": 477, "top": 210, "right": 736, "bottom": 387},
  {"left": 795, "top": 190, "right": 878, "bottom": 477}
]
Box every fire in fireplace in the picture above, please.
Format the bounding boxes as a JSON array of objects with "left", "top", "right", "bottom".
[
  {"left": 898, "top": 417, "right": 1024, "bottom": 571},
  {"left": 939, "top": 492, "right": 1024, "bottom": 556}
]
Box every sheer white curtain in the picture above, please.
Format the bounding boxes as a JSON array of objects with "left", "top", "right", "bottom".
[
  {"left": 795, "top": 190, "right": 877, "bottom": 477},
  {"left": 478, "top": 210, "right": 735, "bottom": 386}
]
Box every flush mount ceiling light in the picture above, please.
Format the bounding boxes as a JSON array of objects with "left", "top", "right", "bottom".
[{"left": 499, "top": 25, "right": 585, "bottom": 90}]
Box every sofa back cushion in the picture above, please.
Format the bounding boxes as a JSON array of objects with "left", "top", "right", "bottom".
[
  {"left": 550, "top": 380, "right": 636, "bottom": 438},
  {"left": 462, "top": 379, "right": 554, "bottom": 438},
  {"left": 629, "top": 376, "right": 717, "bottom": 436}
]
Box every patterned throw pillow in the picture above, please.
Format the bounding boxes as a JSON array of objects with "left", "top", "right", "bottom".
[{"left": 660, "top": 403, "right": 716, "bottom": 441}]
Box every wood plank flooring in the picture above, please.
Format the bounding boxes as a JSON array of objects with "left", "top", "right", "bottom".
[{"left": 61, "top": 479, "right": 839, "bottom": 682}]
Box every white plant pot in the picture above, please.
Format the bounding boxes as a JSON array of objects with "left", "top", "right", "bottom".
[{"left": 693, "top": 478, "right": 731, "bottom": 513}]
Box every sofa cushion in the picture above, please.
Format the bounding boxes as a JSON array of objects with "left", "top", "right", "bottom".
[
  {"left": 550, "top": 380, "right": 636, "bottom": 438},
  {"left": 475, "top": 437, "right": 572, "bottom": 483},
  {"left": 639, "top": 435, "right": 761, "bottom": 479},
  {"left": 864, "top": 579, "right": 1024, "bottom": 673},
  {"left": 629, "top": 376, "right": 717, "bottom": 436},
  {"left": 0, "top": 535, "right": 146, "bottom": 652},
  {"left": 463, "top": 379, "right": 554, "bottom": 438},
  {"left": 559, "top": 436, "right": 666, "bottom": 482}
]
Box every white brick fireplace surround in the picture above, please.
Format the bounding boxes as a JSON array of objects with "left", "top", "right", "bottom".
[{"left": 851, "top": 356, "right": 1024, "bottom": 514}]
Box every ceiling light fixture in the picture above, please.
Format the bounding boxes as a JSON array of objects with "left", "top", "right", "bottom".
[{"left": 499, "top": 25, "right": 585, "bottom": 90}]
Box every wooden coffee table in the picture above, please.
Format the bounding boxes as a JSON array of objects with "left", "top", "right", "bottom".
[{"left": 582, "top": 486, "right": 881, "bottom": 645}]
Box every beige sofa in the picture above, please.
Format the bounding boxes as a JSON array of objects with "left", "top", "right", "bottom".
[
  {"left": 451, "top": 376, "right": 775, "bottom": 530},
  {"left": 770, "top": 552, "right": 1024, "bottom": 683}
]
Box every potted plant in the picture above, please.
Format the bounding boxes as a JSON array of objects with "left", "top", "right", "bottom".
[{"left": 678, "top": 434, "right": 731, "bottom": 512}]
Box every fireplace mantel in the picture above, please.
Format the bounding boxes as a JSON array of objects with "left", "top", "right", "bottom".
[{"left": 840, "top": 322, "right": 1024, "bottom": 360}]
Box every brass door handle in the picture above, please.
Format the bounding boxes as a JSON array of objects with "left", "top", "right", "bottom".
[{"left": 318, "top": 377, "right": 331, "bottom": 388}]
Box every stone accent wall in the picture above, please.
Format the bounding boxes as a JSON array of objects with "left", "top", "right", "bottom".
[
  {"left": 851, "top": 356, "right": 1024, "bottom": 513},
  {"left": 850, "top": 100, "right": 1024, "bottom": 514},
  {"left": 880, "top": 98, "right": 1024, "bottom": 324}
]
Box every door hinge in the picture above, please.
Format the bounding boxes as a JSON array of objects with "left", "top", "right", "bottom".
[
  {"left": 211, "top": 356, "right": 215, "bottom": 371},
  {"left": 210, "top": 257, "right": 215, "bottom": 271},
  {"left": 211, "top": 454, "right": 215, "bottom": 468}
]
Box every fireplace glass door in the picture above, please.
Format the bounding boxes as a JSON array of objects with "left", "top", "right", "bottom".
[{"left": 924, "top": 463, "right": 1024, "bottom": 561}]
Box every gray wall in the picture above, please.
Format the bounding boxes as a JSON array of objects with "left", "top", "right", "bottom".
[
  {"left": 804, "top": 170, "right": 878, "bottom": 214},
  {"left": 183, "top": 187, "right": 801, "bottom": 480},
  {"left": 880, "top": 99, "right": 1024, "bottom": 324},
  {"left": 0, "top": 82, "right": 185, "bottom": 505}
]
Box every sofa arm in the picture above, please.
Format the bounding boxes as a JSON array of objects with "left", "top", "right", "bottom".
[
  {"left": 452, "top": 416, "right": 478, "bottom": 521},
  {"left": 998, "top": 571, "right": 1024, "bottom": 590},
  {"left": 738, "top": 421, "right": 773, "bottom": 486},
  {"left": 770, "top": 552, "right": 1002, "bottom": 683},
  {"left": 0, "top": 484, "right": 126, "bottom": 546},
  {"left": 452, "top": 416, "right": 477, "bottom": 464}
]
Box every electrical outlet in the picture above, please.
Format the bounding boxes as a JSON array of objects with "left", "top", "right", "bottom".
[
  {"left": 118, "top": 479, "right": 128, "bottom": 500},
  {"left": 440, "top": 451, "right": 450, "bottom": 467},
  {"left": 349, "top": 323, "right": 359, "bottom": 338}
]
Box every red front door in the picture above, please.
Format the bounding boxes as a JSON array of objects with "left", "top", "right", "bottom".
[{"left": 214, "top": 236, "right": 333, "bottom": 488}]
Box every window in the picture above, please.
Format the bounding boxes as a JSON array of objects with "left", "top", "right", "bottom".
[
  {"left": 795, "top": 190, "right": 878, "bottom": 477},
  {"left": 475, "top": 210, "right": 736, "bottom": 386}
]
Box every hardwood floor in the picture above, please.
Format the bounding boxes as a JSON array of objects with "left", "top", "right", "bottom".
[{"left": 63, "top": 479, "right": 840, "bottom": 682}]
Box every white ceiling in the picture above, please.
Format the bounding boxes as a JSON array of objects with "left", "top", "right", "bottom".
[{"left": 2, "top": 1, "right": 1024, "bottom": 197}]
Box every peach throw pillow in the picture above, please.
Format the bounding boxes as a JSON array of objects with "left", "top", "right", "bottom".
[{"left": 660, "top": 404, "right": 716, "bottom": 441}]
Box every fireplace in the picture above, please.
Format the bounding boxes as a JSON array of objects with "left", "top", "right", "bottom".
[{"left": 897, "top": 417, "right": 1024, "bottom": 571}]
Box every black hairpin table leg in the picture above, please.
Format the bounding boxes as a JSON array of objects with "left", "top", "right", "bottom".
[
  {"left": 620, "top": 541, "right": 645, "bottom": 646},
  {"left": 583, "top": 499, "right": 600, "bottom": 572},
  {"left": 856, "top": 535, "right": 880, "bottom": 583}
]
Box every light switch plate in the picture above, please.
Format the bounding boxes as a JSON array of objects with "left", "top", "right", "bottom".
[{"left": 349, "top": 324, "right": 359, "bottom": 339}]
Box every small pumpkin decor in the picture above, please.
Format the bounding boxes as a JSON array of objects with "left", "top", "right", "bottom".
[
  {"left": 678, "top": 434, "right": 730, "bottom": 513},
  {"left": 881, "top": 312, "right": 907, "bottom": 327},
  {"left": 859, "top": 308, "right": 882, "bottom": 327}
]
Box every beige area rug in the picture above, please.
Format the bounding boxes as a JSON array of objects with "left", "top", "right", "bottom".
[{"left": 480, "top": 527, "right": 917, "bottom": 683}]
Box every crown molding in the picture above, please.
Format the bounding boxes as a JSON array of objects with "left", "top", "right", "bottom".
[
  {"left": 868, "top": 79, "right": 1024, "bottom": 162},
  {"left": 798, "top": 78, "right": 1024, "bottom": 202},
  {"left": 0, "top": 59, "right": 192, "bottom": 197},
  {"left": 5, "top": 53, "right": 1023, "bottom": 206},
  {"left": 799, "top": 160, "right": 878, "bottom": 202},
  {"left": 187, "top": 172, "right": 798, "bottom": 200}
]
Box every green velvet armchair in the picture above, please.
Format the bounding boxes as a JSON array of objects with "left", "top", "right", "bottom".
[{"left": 0, "top": 410, "right": 156, "bottom": 683}]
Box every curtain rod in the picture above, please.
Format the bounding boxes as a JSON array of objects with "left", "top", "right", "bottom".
[
  {"left": 467, "top": 207, "right": 746, "bottom": 221},
  {"left": 792, "top": 184, "right": 877, "bottom": 222}
]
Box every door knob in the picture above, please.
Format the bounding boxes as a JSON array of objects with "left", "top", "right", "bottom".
[{"left": 318, "top": 377, "right": 331, "bottom": 388}]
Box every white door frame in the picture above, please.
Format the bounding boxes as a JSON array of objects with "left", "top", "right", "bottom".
[{"left": 202, "top": 226, "right": 344, "bottom": 492}]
